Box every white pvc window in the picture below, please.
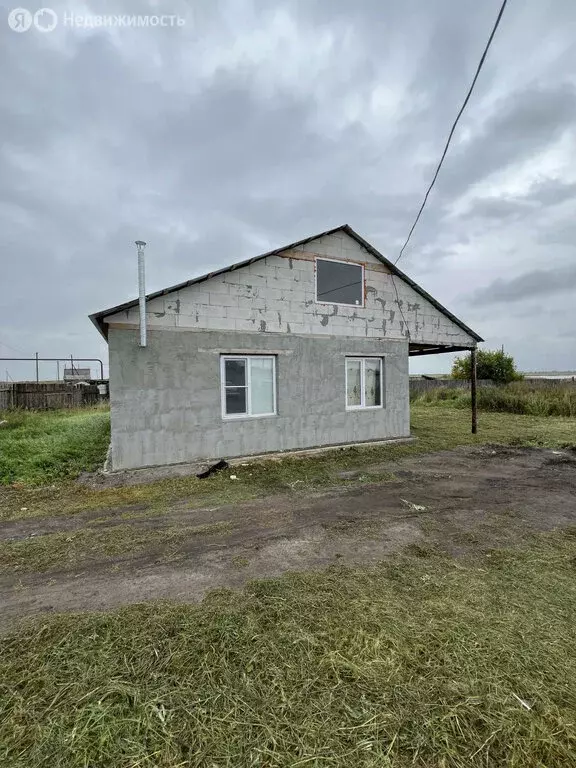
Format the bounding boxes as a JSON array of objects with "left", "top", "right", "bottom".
[
  {"left": 346, "top": 358, "right": 383, "bottom": 410},
  {"left": 315, "top": 258, "right": 364, "bottom": 306},
  {"left": 221, "top": 356, "right": 276, "bottom": 419}
]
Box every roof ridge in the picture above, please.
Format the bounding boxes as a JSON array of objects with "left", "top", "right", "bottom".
[{"left": 89, "top": 224, "right": 482, "bottom": 343}]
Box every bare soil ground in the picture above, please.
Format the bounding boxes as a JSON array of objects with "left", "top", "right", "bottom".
[{"left": 2, "top": 444, "right": 575, "bottom": 632}]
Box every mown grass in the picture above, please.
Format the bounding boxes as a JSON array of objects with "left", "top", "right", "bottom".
[
  {"left": 0, "top": 406, "right": 110, "bottom": 485},
  {"left": 0, "top": 521, "right": 233, "bottom": 575},
  {"left": 413, "top": 381, "right": 576, "bottom": 417},
  {"left": 2, "top": 405, "right": 575, "bottom": 523},
  {"left": 1, "top": 532, "right": 575, "bottom": 767}
]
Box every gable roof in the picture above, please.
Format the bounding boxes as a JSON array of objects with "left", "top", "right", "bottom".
[{"left": 90, "top": 224, "right": 483, "bottom": 343}]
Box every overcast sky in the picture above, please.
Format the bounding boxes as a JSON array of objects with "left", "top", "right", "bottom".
[{"left": 1, "top": 0, "right": 575, "bottom": 380}]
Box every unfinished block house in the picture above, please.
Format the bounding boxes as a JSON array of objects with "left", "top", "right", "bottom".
[{"left": 90, "top": 225, "right": 482, "bottom": 470}]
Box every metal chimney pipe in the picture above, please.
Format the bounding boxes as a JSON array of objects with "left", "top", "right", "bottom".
[{"left": 135, "top": 240, "right": 147, "bottom": 347}]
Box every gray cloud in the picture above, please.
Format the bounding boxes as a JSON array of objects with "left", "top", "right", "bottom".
[
  {"left": 432, "top": 84, "right": 576, "bottom": 205},
  {"left": 470, "top": 264, "right": 576, "bottom": 305},
  {"left": 1, "top": 0, "right": 576, "bottom": 378},
  {"left": 453, "top": 180, "right": 576, "bottom": 225}
]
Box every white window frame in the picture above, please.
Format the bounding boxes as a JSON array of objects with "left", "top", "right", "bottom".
[
  {"left": 345, "top": 357, "right": 384, "bottom": 411},
  {"left": 315, "top": 257, "right": 365, "bottom": 308},
  {"left": 220, "top": 355, "right": 277, "bottom": 420}
]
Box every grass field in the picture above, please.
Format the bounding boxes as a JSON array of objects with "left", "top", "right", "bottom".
[
  {"left": 2, "top": 405, "right": 576, "bottom": 526},
  {"left": 0, "top": 406, "right": 110, "bottom": 485},
  {"left": 1, "top": 533, "right": 575, "bottom": 767},
  {"left": 1, "top": 405, "right": 576, "bottom": 526},
  {"left": 1, "top": 406, "right": 576, "bottom": 767},
  {"left": 412, "top": 380, "right": 576, "bottom": 417},
  {"left": 0, "top": 520, "right": 233, "bottom": 576}
]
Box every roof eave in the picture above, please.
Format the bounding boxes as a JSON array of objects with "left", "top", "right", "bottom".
[
  {"left": 341, "top": 225, "right": 483, "bottom": 343},
  {"left": 89, "top": 311, "right": 108, "bottom": 341},
  {"left": 88, "top": 223, "right": 483, "bottom": 345},
  {"left": 87, "top": 224, "right": 349, "bottom": 343}
]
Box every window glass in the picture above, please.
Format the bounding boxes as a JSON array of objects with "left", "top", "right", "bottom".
[
  {"left": 365, "top": 359, "right": 382, "bottom": 407},
  {"left": 346, "top": 358, "right": 383, "bottom": 409},
  {"left": 346, "top": 359, "right": 362, "bottom": 407},
  {"left": 316, "top": 259, "right": 363, "bottom": 305},
  {"left": 225, "top": 387, "right": 247, "bottom": 414},
  {"left": 222, "top": 356, "right": 276, "bottom": 418},
  {"left": 225, "top": 358, "right": 246, "bottom": 387},
  {"left": 250, "top": 357, "right": 275, "bottom": 415}
]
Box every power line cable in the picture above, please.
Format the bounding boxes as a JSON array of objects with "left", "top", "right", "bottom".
[
  {"left": 388, "top": 0, "right": 509, "bottom": 343},
  {"left": 318, "top": 278, "right": 363, "bottom": 301},
  {"left": 0, "top": 337, "right": 26, "bottom": 355},
  {"left": 394, "top": 0, "right": 509, "bottom": 266}
]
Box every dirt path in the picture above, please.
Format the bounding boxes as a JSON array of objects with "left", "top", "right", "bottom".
[{"left": 1, "top": 445, "right": 575, "bottom": 631}]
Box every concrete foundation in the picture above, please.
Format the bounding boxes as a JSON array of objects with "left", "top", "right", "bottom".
[{"left": 108, "top": 328, "right": 410, "bottom": 470}]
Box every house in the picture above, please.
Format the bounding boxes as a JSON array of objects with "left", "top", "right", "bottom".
[{"left": 90, "top": 225, "right": 482, "bottom": 471}]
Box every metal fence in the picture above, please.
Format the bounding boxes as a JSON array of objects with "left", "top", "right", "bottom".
[
  {"left": 0, "top": 382, "right": 105, "bottom": 410},
  {"left": 523, "top": 377, "right": 576, "bottom": 387},
  {"left": 409, "top": 377, "right": 576, "bottom": 397},
  {"left": 409, "top": 379, "right": 494, "bottom": 396}
]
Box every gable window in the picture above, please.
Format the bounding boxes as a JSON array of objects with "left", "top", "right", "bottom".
[
  {"left": 346, "top": 357, "right": 383, "bottom": 409},
  {"left": 316, "top": 258, "right": 364, "bottom": 306},
  {"left": 221, "top": 355, "right": 276, "bottom": 418}
]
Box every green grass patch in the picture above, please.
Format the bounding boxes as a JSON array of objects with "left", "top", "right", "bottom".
[
  {"left": 0, "top": 520, "right": 233, "bottom": 575},
  {"left": 412, "top": 381, "right": 576, "bottom": 417},
  {"left": 0, "top": 407, "right": 110, "bottom": 485},
  {"left": 1, "top": 533, "right": 575, "bottom": 767},
  {"left": 2, "top": 406, "right": 576, "bottom": 523}
]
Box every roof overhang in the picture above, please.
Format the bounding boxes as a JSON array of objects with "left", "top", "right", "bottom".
[
  {"left": 89, "top": 224, "right": 483, "bottom": 344},
  {"left": 409, "top": 343, "right": 477, "bottom": 357}
]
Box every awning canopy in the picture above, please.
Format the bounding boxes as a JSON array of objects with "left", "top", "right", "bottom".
[{"left": 409, "top": 343, "right": 476, "bottom": 357}]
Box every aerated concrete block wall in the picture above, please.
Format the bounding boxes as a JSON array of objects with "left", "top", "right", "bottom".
[
  {"left": 106, "top": 232, "right": 476, "bottom": 347},
  {"left": 108, "top": 328, "right": 409, "bottom": 470}
]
